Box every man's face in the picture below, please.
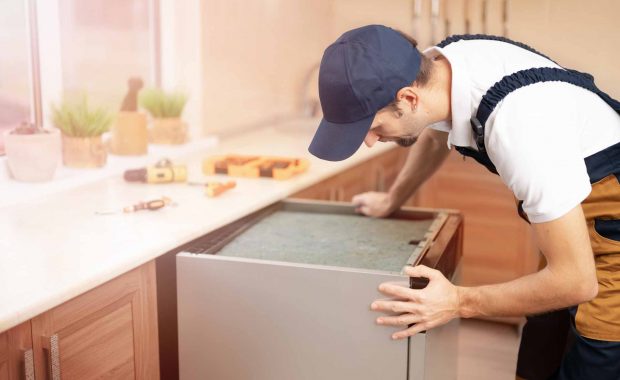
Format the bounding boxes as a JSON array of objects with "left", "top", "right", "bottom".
[{"left": 364, "top": 100, "right": 425, "bottom": 148}]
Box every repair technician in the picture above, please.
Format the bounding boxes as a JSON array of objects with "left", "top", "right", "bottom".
[{"left": 308, "top": 25, "right": 620, "bottom": 380}]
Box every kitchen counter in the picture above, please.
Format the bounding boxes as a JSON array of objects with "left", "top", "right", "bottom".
[{"left": 0, "top": 118, "right": 396, "bottom": 332}]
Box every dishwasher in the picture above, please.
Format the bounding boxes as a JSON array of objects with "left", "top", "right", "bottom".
[{"left": 177, "top": 199, "right": 462, "bottom": 380}]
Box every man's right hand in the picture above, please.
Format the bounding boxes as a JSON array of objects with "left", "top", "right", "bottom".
[{"left": 352, "top": 191, "right": 396, "bottom": 218}]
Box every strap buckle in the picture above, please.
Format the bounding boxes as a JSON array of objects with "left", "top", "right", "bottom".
[{"left": 470, "top": 116, "right": 486, "bottom": 153}]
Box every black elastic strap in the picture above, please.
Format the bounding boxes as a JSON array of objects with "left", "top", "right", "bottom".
[
  {"left": 473, "top": 67, "right": 620, "bottom": 156},
  {"left": 477, "top": 67, "right": 620, "bottom": 127},
  {"left": 437, "top": 34, "right": 620, "bottom": 175},
  {"left": 436, "top": 34, "right": 557, "bottom": 64}
]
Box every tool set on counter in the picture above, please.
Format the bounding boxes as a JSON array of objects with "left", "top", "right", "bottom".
[
  {"left": 122, "top": 158, "right": 239, "bottom": 198},
  {"left": 202, "top": 154, "right": 309, "bottom": 180},
  {"left": 97, "top": 155, "right": 309, "bottom": 215}
]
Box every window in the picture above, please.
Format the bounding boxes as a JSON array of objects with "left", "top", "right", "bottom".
[
  {"left": 0, "top": 1, "right": 32, "bottom": 155},
  {"left": 58, "top": 0, "right": 156, "bottom": 108},
  {"left": 1, "top": 0, "right": 205, "bottom": 163}
]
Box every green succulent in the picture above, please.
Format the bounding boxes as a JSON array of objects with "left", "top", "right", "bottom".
[
  {"left": 139, "top": 88, "right": 187, "bottom": 118},
  {"left": 51, "top": 97, "right": 113, "bottom": 137}
]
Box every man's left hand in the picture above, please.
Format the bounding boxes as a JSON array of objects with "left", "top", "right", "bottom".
[{"left": 370, "top": 265, "right": 460, "bottom": 339}]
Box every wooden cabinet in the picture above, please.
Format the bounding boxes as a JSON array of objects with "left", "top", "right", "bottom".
[
  {"left": 293, "top": 148, "right": 407, "bottom": 202},
  {"left": 0, "top": 322, "right": 34, "bottom": 380},
  {"left": 293, "top": 148, "right": 538, "bottom": 287},
  {"left": 1, "top": 261, "right": 159, "bottom": 380}
]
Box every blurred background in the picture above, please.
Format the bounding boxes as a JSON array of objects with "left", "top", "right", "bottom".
[
  {"left": 2, "top": 3, "right": 619, "bottom": 378},
  {"left": 2, "top": 0, "right": 619, "bottom": 288},
  {"left": 2, "top": 0, "right": 619, "bottom": 148}
]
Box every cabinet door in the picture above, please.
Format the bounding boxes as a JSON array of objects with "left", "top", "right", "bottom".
[
  {"left": 371, "top": 148, "right": 406, "bottom": 192},
  {"left": 332, "top": 162, "right": 377, "bottom": 201},
  {"left": 31, "top": 261, "right": 159, "bottom": 380},
  {"left": 292, "top": 150, "right": 399, "bottom": 202},
  {"left": 292, "top": 175, "right": 340, "bottom": 201},
  {"left": 0, "top": 322, "right": 34, "bottom": 380}
]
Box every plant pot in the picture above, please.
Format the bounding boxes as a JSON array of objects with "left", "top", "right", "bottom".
[
  {"left": 149, "top": 117, "right": 188, "bottom": 145},
  {"left": 4, "top": 128, "right": 61, "bottom": 182},
  {"left": 109, "top": 111, "right": 148, "bottom": 155},
  {"left": 62, "top": 134, "right": 107, "bottom": 168}
]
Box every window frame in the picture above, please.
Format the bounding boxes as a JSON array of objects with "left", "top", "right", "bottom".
[{"left": 30, "top": 0, "right": 204, "bottom": 139}]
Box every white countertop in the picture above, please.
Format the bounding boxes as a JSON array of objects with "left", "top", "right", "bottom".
[{"left": 0, "top": 119, "right": 396, "bottom": 332}]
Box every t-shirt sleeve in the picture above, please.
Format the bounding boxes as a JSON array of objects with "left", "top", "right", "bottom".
[{"left": 485, "top": 83, "right": 592, "bottom": 223}]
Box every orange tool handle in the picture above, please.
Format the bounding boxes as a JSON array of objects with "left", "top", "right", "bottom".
[{"left": 206, "top": 181, "right": 236, "bottom": 197}]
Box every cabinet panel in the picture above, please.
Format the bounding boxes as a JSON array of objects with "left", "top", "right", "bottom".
[
  {"left": 31, "top": 261, "right": 159, "bottom": 380},
  {"left": 293, "top": 175, "right": 340, "bottom": 201},
  {"left": 0, "top": 322, "right": 34, "bottom": 380},
  {"left": 58, "top": 302, "right": 135, "bottom": 379},
  {"left": 293, "top": 153, "right": 384, "bottom": 201},
  {"left": 371, "top": 148, "right": 406, "bottom": 192},
  {"left": 0, "top": 332, "right": 8, "bottom": 380},
  {"left": 333, "top": 164, "right": 376, "bottom": 201}
]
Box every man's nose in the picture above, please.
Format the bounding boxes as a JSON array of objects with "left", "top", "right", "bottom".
[{"left": 364, "top": 131, "right": 380, "bottom": 147}]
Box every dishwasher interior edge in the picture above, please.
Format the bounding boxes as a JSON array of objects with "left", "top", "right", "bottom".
[{"left": 177, "top": 199, "right": 463, "bottom": 380}]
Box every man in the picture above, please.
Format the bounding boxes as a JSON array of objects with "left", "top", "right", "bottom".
[{"left": 308, "top": 25, "right": 620, "bottom": 379}]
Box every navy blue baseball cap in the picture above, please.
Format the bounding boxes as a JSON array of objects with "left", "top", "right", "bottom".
[{"left": 308, "top": 25, "right": 422, "bottom": 161}]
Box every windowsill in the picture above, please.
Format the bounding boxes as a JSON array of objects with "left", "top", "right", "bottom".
[{"left": 0, "top": 136, "right": 219, "bottom": 209}]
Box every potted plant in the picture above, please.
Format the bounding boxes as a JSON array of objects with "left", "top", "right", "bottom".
[
  {"left": 139, "top": 88, "right": 188, "bottom": 144},
  {"left": 52, "top": 98, "right": 113, "bottom": 168},
  {"left": 4, "top": 121, "right": 61, "bottom": 182}
]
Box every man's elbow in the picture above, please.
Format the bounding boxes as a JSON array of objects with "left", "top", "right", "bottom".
[{"left": 572, "top": 276, "right": 598, "bottom": 304}]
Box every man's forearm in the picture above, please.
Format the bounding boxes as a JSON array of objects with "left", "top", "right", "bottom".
[
  {"left": 458, "top": 267, "right": 597, "bottom": 318},
  {"left": 459, "top": 205, "right": 598, "bottom": 318},
  {"left": 389, "top": 129, "right": 450, "bottom": 207}
]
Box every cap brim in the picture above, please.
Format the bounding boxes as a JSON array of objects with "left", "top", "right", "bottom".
[{"left": 308, "top": 114, "right": 374, "bottom": 161}]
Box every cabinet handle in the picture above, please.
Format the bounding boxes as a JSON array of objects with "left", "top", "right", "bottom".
[
  {"left": 46, "top": 334, "right": 61, "bottom": 380},
  {"left": 23, "top": 349, "right": 35, "bottom": 380}
]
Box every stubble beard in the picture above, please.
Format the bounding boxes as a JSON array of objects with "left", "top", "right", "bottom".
[{"left": 396, "top": 136, "right": 418, "bottom": 147}]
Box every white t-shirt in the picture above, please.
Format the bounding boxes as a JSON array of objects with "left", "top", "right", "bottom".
[{"left": 424, "top": 40, "right": 620, "bottom": 223}]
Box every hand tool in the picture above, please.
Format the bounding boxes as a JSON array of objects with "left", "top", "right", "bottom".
[
  {"left": 95, "top": 196, "right": 175, "bottom": 215},
  {"left": 188, "top": 181, "right": 237, "bottom": 197},
  {"left": 124, "top": 158, "right": 187, "bottom": 183}
]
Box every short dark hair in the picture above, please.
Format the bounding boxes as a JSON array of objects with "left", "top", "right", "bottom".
[
  {"left": 385, "top": 30, "right": 433, "bottom": 115},
  {"left": 395, "top": 30, "right": 433, "bottom": 87}
]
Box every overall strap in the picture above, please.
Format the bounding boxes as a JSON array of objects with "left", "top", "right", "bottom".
[
  {"left": 437, "top": 34, "right": 620, "bottom": 175},
  {"left": 436, "top": 34, "right": 558, "bottom": 64},
  {"left": 469, "top": 67, "right": 620, "bottom": 174}
]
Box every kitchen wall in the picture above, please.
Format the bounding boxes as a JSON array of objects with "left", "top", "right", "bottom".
[
  {"left": 199, "top": 0, "right": 620, "bottom": 136},
  {"left": 200, "top": 0, "right": 415, "bottom": 135},
  {"left": 507, "top": 0, "right": 620, "bottom": 99}
]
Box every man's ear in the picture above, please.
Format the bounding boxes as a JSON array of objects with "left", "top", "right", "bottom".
[
  {"left": 395, "top": 87, "right": 418, "bottom": 111},
  {"left": 364, "top": 129, "right": 380, "bottom": 147}
]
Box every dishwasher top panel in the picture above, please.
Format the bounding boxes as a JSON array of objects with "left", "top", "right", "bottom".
[{"left": 184, "top": 200, "right": 450, "bottom": 274}]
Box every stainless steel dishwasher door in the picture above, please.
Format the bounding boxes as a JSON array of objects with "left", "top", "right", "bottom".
[{"left": 177, "top": 253, "right": 415, "bottom": 380}]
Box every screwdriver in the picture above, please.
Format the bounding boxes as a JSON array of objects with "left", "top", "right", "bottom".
[{"left": 95, "top": 196, "right": 175, "bottom": 215}]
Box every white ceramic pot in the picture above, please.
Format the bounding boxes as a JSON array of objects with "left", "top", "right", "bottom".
[{"left": 4, "top": 128, "right": 61, "bottom": 182}]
